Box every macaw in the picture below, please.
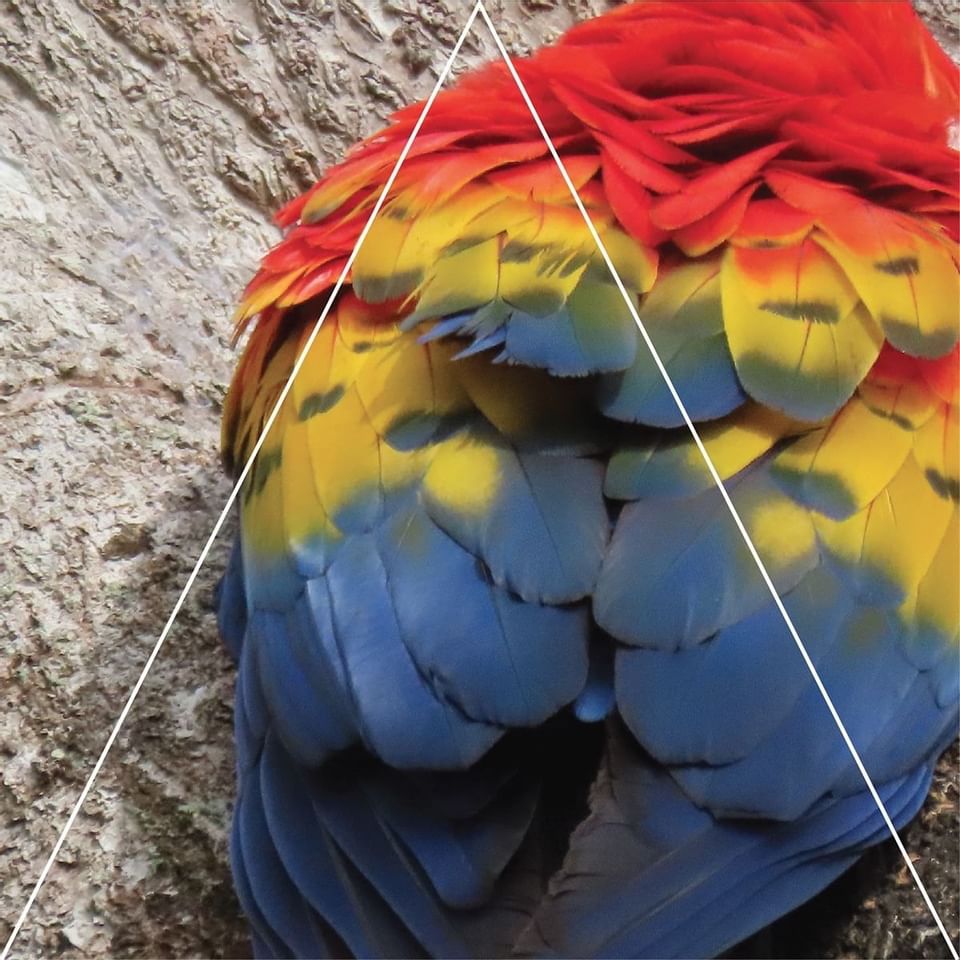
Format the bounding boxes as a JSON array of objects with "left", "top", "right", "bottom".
[{"left": 215, "top": 2, "right": 959, "bottom": 957}]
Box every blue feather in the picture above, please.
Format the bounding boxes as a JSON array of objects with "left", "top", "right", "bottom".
[
  {"left": 422, "top": 430, "right": 609, "bottom": 604},
  {"left": 574, "top": 635, "right": 616, "bottom": 723},
  {"left": 216, "top": 539, "right": 247, "bottom": 661},
  {"left": 369, "top": 773, "right": 538, "bottom": 910},
  {"left": 518, "top": 726, "right": 934, "bottom": 959},
  {"left": 233, "top": 769, "right": 331, "bottom": 958},
  {"left": 615, "top": 565, "right": 851, "bottom": 768},
  {"left": 261, "top": 733, "right": 439, "bottom": 957},
  {"left": 322, "top": 531, "right": 501, "bottom": 769},
  {"left": 599, "top": 331, "right": 746, "bottom": 427},
  {"left": 595, "top": 465, "right": 818, "bottom": 649},
  {"left": 251, "top": 610, "right": 340, "bottom": 767},
  {"left": 451, "top": 328, "right": 508, "bottom": 360},
  {"left": 378, "top": 499, "right": 590, "bottom": 727}
]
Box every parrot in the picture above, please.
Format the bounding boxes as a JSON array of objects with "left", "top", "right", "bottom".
[{"left": 215, "top": 1, "right": 959, "bottom": 957}]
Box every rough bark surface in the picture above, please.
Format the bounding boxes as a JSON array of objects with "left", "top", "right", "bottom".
[{"left": 0, "top": 2, "right": 956, "bottom": 958}]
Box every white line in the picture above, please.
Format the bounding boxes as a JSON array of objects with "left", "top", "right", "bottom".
[
  {"left": 475, "top": 3, "right": 958, "bottom": 957},
  {"left": 0, "top": 6, "right": 484, "bottom": 958}
]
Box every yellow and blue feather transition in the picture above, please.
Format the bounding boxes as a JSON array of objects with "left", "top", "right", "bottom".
[{"left": 217, "top": 2, "right": 959, "bottom": 957}]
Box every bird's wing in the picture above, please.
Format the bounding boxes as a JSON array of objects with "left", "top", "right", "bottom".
[{"left": 218, "top": 2, "right": 958, "bottom": 955}]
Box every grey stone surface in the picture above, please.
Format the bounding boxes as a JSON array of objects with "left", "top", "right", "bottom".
[{"left": 0, "top": 2, "right": 956, "bottom": 957}]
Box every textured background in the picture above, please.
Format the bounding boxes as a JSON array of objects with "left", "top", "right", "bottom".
[{"left": 0, "top": 1, "right": 956, "bottom": 957}]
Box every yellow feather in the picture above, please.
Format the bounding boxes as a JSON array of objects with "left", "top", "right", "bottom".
[
  {"left": 511, "top": 203, "right": 614, "bottom": 257},
  {"left": 702, "top": 404, "right": 799, "bottom": 479},
  {"left": 743, "top": 491, "right": 817, "bottom": 575},
  {"left": 912, "top": 508, "right": 959, "bottom": 642},
  {"left": 913, "top": 402, "right": 959, "bottom": 500},
  {"left": 354, "top": 337, "right": 470, "bottom": 439},
  {"left": 598, "top": 226, "right": 658, "bottom": 294},
  {"left": 857, "top": 377, "right": 938, "bottom": 431},
  {"left": 304, "top": 386, "right": 383, "bottom": 521},
  {"left": 817, "top": 226, "right": 959, "bottom": 359},
  {"left": 814, "top": 453, "right": 954, "bottom": 600},
  {"left": 499, "top": 248, "right": 586, "bottom": 316},
  {"left": 354, "top": 186, "right": 502, "bottom": 300},
  {"left": 774, "top": 391, "right": 914, "bottom": 516},
  {"left": 456, "top": 352, "right": 596, "bottom": 446},
  {"left": 280, "top": 413, "right": 341, "bottom": 551},
  {"left": 288, "top": 322, "right": 366, "bottom": 424},
  {"left": 242, "top": 458, "right": 288, "bottom": 556},
  {"left": 411, "top": 237, "right": 501, "bottom": 322},
  {"left": 423, "top": 432, "right": 502, "bottom": 516},
  {"left": 722, "top": 240, "right": 884, "bottom": 419},
  {"left": 639, "top": 257, "right": 721, "bottom": 335}
]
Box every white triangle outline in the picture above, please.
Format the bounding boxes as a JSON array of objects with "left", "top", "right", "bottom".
[{"left": 4, "top": 3, "right": 954, "bottom": 958}]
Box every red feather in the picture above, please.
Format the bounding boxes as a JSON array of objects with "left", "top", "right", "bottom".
[{"left": 651, "top": 142, "right": 789, "bottom": 230}]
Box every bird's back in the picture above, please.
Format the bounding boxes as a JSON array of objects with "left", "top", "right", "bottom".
[{"left": 217, "top": 2, "right": 959, "bottom": 955}]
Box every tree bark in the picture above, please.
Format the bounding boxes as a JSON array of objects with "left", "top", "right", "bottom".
[{"left": 0, "top": 2, "right": 956, "bottom": 957}]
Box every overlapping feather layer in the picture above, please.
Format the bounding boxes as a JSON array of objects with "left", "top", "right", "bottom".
[{"left": 218, "top": 2, "right": 959, "bottom": 956}]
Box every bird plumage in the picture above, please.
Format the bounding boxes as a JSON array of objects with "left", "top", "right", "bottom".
[{"left": 217, "top": 2, "right": 959, "bottom": 956}]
